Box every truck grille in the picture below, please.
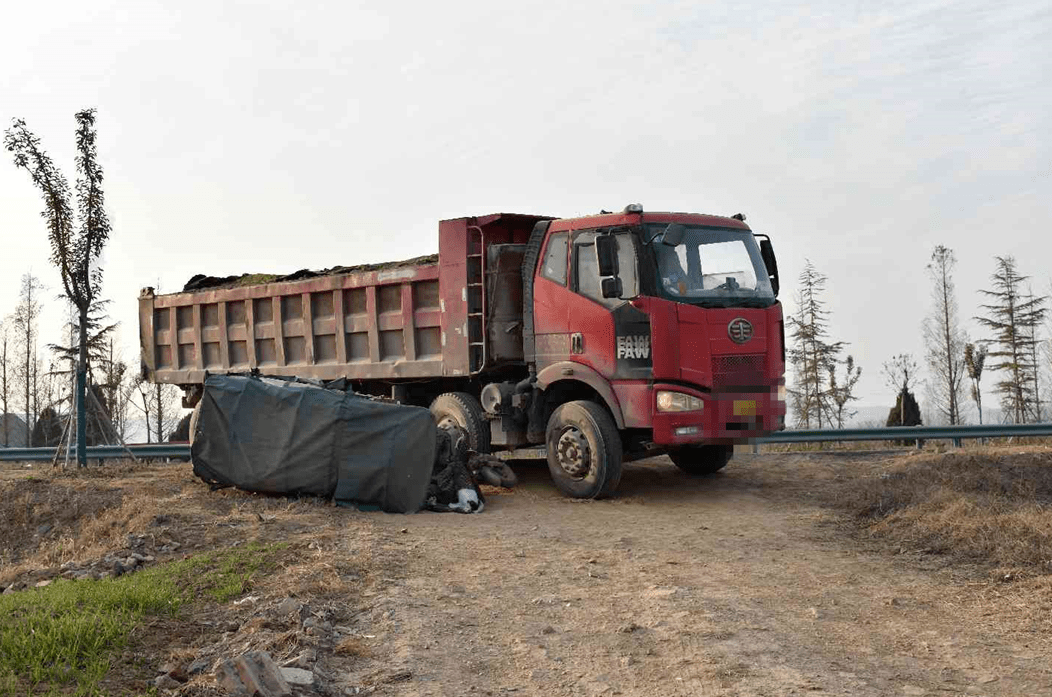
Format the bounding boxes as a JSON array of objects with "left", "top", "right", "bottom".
[{"left": 712, "top": 354, "right": 766, "bottom": 389}]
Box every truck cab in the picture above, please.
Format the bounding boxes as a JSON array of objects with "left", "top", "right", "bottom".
[{"left": 491, "top": 205, "right": 786, "bottom": 497}]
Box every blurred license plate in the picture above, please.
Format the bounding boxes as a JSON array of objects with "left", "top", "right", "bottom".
[{"left": 733, "top": 400, "right": 756, "bottom": 417}]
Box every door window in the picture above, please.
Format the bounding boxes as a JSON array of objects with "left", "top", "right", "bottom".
[
  {"left": 540, "top": 232, "right": 569, "bottom": 285},
  {"left": 573, "top": 232, "right": 638, "bottom": 305}
]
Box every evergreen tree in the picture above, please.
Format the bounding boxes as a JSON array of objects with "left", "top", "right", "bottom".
[
  {"left": 883, "top": 353, "right": 921, "bottom": 426},
  {"left": 884, "top": 354, "right": 923, "bottom": 445},
  {"left": 976, "top": 256, "right": 1047, "bottom": 423},
  {"left": 49, "top": 300, "right": 117, "bottom": 384},
  {"left": 32, "top": 406, "right": 64, "bottom": 447},
  {"left": 787, "top": 260, "right": 846, "bottom": 428}
]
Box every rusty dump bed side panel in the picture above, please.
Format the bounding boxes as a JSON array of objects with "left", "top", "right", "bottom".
[
  {"left": 140, "top": 213, "right": 551, "bottom": 386},
  {"left": 140, "top": 263, "right": 454, "bottom": 384}
]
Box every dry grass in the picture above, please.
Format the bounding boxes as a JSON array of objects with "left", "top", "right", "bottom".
[
  {"left": 0, "top": 468, "right": 193, "bottom": 587},
  {"left": 839, "top": 450, "right": 1052, "bottom": 575},
  {"left": 0, "top": 478, "right": 124, "bottom": 576}
]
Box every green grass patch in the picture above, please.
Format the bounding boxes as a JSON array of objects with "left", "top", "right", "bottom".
[
  {"left": 0, "top": 542, "right": 287, "bottom": 696},
  {"left": 167, "top": 541, "right": 288, "bottom": 603}
]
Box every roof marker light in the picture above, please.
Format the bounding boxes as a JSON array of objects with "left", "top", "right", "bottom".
[{"left": 624, "top": 203, "right": 643, "bottom": 213}]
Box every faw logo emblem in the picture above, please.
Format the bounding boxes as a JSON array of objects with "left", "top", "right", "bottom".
[
  {"left": 617, "top": 335, "right": 651, "bottom": 360},
  {"left": 728, "top": 318, "right": 753, "bottom": 344}
]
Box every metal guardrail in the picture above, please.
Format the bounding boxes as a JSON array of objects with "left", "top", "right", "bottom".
[
  {"left": 0, "top": 443, "right": 191, "bottom": 461},
  {"left": 3, "top": 423, "right": 1052, "bottom": 462},
  {"left": 756, "top": 422, "right": 1052, "bottom": 443}
]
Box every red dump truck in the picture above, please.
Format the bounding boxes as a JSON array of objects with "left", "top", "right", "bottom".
[{"left": 140, "top": 205, "right": 785, "bottom": 497}]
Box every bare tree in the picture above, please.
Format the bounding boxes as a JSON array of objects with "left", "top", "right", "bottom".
[
  {"left": 828, "top": 355, "right": 862, "bottom": 428},
  {"left": 5, "top": 110, "right": 113, "bottom": 466},
  {"left": 31, "top": 346, "right": 45, "bottom": 436},
  {"left": 922, "top": 246, "right": 966, "bottom": 424},
  {"left": 130, "top": 377, "right": 182, "bottom": 443},
  {"left": 964, "top": 343, "right": 987, "bottom": 425},
  {"left": 11, "top": 272, "right": 45, "bottom": 445},
  {"left": 787, "top": 260, "right": 846, "bottom": 428},
  {"left": 100, "top": 337, "right": 139, "bottom": 441},
  {"left": 976, "top": 256, "right": 1047, "bottom": 424},
  {"left": 1025, "top": 285, "right": 1043, "bottom": 421}
]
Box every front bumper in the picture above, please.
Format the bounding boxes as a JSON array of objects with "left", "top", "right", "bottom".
[{"left": 650, "top": 383, "right": 786, "bottom": 446}]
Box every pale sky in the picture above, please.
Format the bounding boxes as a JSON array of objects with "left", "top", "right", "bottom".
[{"left": 1, "top": 0, "right": 1050, "bottom": 422}]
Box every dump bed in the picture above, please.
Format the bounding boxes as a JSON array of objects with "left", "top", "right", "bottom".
[{"left": 140, "top": 214, "right": 550, "bottom": 387}]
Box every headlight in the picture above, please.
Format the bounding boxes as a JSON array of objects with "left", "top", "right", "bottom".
[
  {"left": 656, "top": 390, "right": 704, "bottom": 413},
  {"left": 777, "top": 384, "right": 787, "bottom": 402}
]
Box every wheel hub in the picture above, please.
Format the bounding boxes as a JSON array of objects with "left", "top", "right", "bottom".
[{"left": 556, "top": 427, "right": 591, "bottom": 478}]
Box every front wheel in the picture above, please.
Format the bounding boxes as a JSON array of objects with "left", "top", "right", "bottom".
[
  {"left": 545, "top": 400, "right": 622, "bottom": 498},
  {"left": 669, "top": 444, "right": 733, "bottom": 475}
]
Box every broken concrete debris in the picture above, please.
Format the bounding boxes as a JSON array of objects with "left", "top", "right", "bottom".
[
  {"left": 280, "top": 667, "right": 315, "bottom": 686},
  {"left": 215, "top": 651, "right": 291, "bottom": 697}
]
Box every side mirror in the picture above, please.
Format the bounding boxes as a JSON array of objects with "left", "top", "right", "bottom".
[
  {"left": 601, "top": 277, "right": 623, "bottom": 299},
  {"left": 596, "top": 234, "right": 619, "bottom": 277},
  {"left": 661, "top": 223, "right": 685, "bottom": 247},
  {"left": 756, "top": 235, "right": 780, "bottom": 296}
]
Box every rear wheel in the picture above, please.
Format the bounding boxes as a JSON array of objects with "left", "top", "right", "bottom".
[
  {"left": 545, "top": 400, "right": 622, "bottom": 498},
  {"left": 669, "top": 444, "right": 733, "bottom": 475},
  {"left": 430, "top": 392, "right": 491, "bottom": 454}
]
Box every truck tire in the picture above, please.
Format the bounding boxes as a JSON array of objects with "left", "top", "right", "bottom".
[
  {"left": 669, "top": 444, "right": 733, "bottom": 475},
  {"left": 545, "top": 400, "right": 622, "bottom": 499},
  {"left": 430, "top": 392, "right": 491, "bottom": 454}
]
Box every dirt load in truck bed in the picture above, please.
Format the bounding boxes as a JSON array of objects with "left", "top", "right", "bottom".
[{"left": 181, "top": 253, "right": 440, "bottom": 292}]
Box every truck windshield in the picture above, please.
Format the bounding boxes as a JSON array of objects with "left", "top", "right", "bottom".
[{"left": 645, "top": 224, "right": 775, "bottom": 308}]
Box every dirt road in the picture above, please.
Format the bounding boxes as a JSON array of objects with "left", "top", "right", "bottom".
[
  {"left": 344, "top": 452, "right": 1052, "bottom": 697},
  {"left": 4, "top": 450, "right": 1051, "bottom": 696}
]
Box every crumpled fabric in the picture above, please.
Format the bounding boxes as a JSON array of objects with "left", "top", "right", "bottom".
[{"left": 425, "top": 428, "right": 485, "bottom": 514}]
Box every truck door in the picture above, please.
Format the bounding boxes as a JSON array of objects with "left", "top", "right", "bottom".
[
  {"left": 569, "top": 231, "right": 649, "bottom": 379},
  {"left": 532, "top": 231, "right": 572, "bottom": 368}
]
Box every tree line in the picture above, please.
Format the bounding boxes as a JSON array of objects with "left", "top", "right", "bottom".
[
  {"left": 3, "top": 109, "right": 183, "bottom": 460},
  {"left": 788, "top": 248, "right": 1048, "bottom": 428},
  {"left": 0, "top": 275, "right": 183, "bottom": 449}
]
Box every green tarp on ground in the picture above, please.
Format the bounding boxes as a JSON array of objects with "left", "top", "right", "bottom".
[{"left": 191, "top": 375, "right": 436, "bottom": 513}]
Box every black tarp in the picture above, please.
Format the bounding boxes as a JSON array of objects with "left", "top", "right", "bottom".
[{"left": 191, "top": 375, "right": 436, "bottom": 513}]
